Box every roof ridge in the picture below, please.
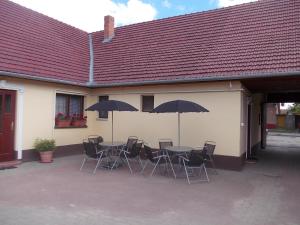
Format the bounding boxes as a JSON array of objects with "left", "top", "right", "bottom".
[{"left": 90, "top": 0, "right": 269, "bottom": 34}]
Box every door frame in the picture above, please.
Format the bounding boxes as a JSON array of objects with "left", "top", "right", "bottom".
[
  {"left": 260, "top": 102, "right": 267, "bottom": 149},
  {"left": 247, "top": 103, "right": 252, "bottom": 158},
  {"left": 0, "top": 80, "right": 24, "bottom": 160}
]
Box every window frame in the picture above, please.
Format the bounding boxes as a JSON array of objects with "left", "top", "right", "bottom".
[
  {"left": 55, "top": 93, "right": 84, "bottom": 117},
  {"left": 141, "top": 95, "right": 154, "bottom": 112},
  {"left": 55, "top": 93, "right": 85, "bottom": 128},
  {"left": 98, "top": 95, "right": 109, "bottom": 119}
]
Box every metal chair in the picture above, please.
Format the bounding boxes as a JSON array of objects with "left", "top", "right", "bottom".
[
  {"left": 201, "top": 141, "right": 217, "bottom": 174},
  {"left": 141, "top": 145, "right": 169, "bottom": 176},
  {"left": 80, "top": 140, "right": 107, "bottom": 174},
  {"left": 158, "top": 139, "right": 174, "bottom": 160},
  {"left": 158, "top": 139, "right": 176, "bottom": 178},
  {"left": 117, "top": 140, "right": 144, "bottom": 173},
  {"left": 88, "top": 135, "right": 103, "bottom": 145},
  {"left": 159, "top": 139, "right": 173, "bottom": 150},
  {"left": 179, "top": 150, "right": 209, "bottom": 184},
  {"left": 111, "top": 136, "right": 138, "bottom": 172},
  {"left": 126, "top": 136, "right": 139, "bottom": 151}
]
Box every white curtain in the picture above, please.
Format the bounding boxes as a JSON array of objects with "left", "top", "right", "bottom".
[
  {"left": 69, "top": 96, "right": 82, "bottom": 116},
  {"left": 55, "top": 95, "right": 67, "bottom": 115}
]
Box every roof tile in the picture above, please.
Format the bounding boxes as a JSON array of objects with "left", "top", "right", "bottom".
[
  {"left": 92, "top": 0, "right": 300, "bottom": 85},
  {"left": 0, "top": 0, "right": 299, "bottom": 86},
  {"left": 0, "top": 0, "right": 89, "bottom": 84}
]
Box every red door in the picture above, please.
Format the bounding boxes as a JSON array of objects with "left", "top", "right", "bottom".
[{"left": 0, "top": 89, "right": 16, "bottom": 162}]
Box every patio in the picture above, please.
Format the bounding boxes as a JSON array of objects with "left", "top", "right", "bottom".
[{"left": 1, "top": 145, "right": 300, "bottom": 225}]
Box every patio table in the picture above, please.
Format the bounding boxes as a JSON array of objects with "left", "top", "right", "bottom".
[
  {"left": 100, "top": 141, "right": 126, "bottom": 148},
  {"left": 99, "top": 141, "right": 126, "bottom": 169},
  {"left": 165, "top": 146, "right": 195, "bottom": 153},
  {"left": 165, "top": 145, "right": 195, "bottom": 164},
  {"left": 164, "top": 146, "right": 195, "bottom": 178}
]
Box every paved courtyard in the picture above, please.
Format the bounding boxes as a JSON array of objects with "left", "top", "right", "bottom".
[
  {"left": 267, "top": 131, "right": 300, "bottom": 148},
  {"left": 1, "top": 137, "right": 300, "bottom": 225}
]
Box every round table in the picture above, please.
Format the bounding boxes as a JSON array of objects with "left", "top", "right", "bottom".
[
  {"left": 99, "top": 141, "right": 126, "bottom": 147},
  {"left": 163, "top": 146, "right": 195, "bottom": 179},
  {"left": 165, "top": 146, "right": 194, "bottom": 153},
  {"left": 99, "top": 141, "right": 126, "bottom": 169}
]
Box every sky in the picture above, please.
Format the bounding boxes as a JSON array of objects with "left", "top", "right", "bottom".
[
  {"left": 281, "top": 103, "right": 294, "bottom": 110},
  {"left": 10, "top": 0, "right": 258, "bottom": 32}
]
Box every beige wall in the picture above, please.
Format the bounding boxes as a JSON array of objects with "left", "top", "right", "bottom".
[
  {"left": 1, "top": 77, "right": 93, "bottom": 150},
  {"left": 90, "top": 81, "right": 244, "bottom": 157},
  {"left": 1, "top": 76, "right": 246, "bottom": 158}
]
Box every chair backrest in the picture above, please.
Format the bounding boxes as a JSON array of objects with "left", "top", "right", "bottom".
[
  {"left": 88, "top": 135, "right": 103, "bottom": 145},
  {"left": 135, "top": 140, "right": 143, "bottom": 153},
  {"left": 204, "top": 141, "right": 216, "bottom": 156},
  {"left": 159, "top": 139, "right": 173, "bottom": 150},
  {"left": 126, "top": 136, "right": 138, "bottom": 151},
  {"left": 83, "top": 141, "right": 97, "bottom": 158},
  {"left": 143, "top": 145, "right": 155, "bottom": 162},
  {"left": 188, "top": 150, "right": 205, "bottom": 166},
  {"left": 129, "top": 140, "right": 143, "bottom": 157}
]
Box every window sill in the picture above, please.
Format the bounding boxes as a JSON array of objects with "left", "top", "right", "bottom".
[
  {"left": 96, "top": 118, "right": 109, "bottom": 121},
  {"left": 54, "top": 125, "right": 88, "bottom": 129}
]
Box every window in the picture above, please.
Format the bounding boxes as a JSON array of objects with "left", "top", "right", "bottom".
[
  {"left": 141, "top": 95, "right": 154, "bottom": 112},
  {"left": 5, "top": 95, "right": 11, "bottom": 113},
  {"left": 98, "top": 95, "right": 109, "bottom": 119},
  {"left": 55, "top": 94, "right": 84, "bottom": 118}
]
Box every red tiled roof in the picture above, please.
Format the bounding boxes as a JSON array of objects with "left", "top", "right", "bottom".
[
  {"left": 0, "top": 0, "right": 89, "bottom": 85},
  {"left": 0, "top": 0, "right": 299, "bottom": 87},
  {"left": 92, "top": 0, "right": 300, "bottom": 86}
]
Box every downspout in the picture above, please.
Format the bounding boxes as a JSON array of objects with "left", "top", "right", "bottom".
[{"left": 88, "top": 33, "right": 94, "bottom": 85}]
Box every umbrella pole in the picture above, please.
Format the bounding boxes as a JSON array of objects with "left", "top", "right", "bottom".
[
  {"left": 112, "top": 111, "right": 114, "bottom": 144},
  {"left": 178, "top": 112, "right": 180, "bottom": 146}
]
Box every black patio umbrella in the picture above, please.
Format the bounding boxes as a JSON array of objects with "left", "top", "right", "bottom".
[
  {"left": 86, "top": 100, "right": 138, "bottom": 143},
  {"left": 151, "top": 100, "right": 209, "bottom": 146}
]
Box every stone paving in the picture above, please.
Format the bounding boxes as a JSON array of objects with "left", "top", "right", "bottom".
[
  {"left": 268, "top": 131, "right": 300, "bottom": 148},
  {"left": 0, "top": 136, "right": 300, "bottom": 225}
]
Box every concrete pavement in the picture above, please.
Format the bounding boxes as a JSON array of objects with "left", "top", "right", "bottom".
[{"left": 0, "top": 137, "right": 300, "bottom": 225}]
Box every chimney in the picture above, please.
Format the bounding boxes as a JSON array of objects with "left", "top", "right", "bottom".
[{"left": 103, "top": 15, "right": 114, "bottom": 43}]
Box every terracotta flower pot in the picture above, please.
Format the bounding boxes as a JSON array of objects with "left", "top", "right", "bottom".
[
  {"left": 71, "top": 120, "right": 87, "bottom": 127},
  {"left": 55, "top": 120, "right": 72, "bottom": 128},
  {"left": 39, "top": 151, "right": 54, "bottom": 163}
]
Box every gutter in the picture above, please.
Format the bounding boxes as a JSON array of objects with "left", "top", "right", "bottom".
[
  {"left": 1, "top": 70, "right": 300, "bottom": 88},
  {"left": 0, "top": 71, "right": 86, "bottom": 87},
  {"left": 88, "top": 71, "right": 300, "bottom": 88}
]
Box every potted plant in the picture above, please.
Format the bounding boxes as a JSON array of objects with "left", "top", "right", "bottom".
[
  {"left": 71, "top": 114, "right": 87, "bottom": 127},
  {"left": 55, "top": 112, "right": 72, "bottom": 128},
  {"left": 33, "top": 138, "right": 56, "bottom": 163}
]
